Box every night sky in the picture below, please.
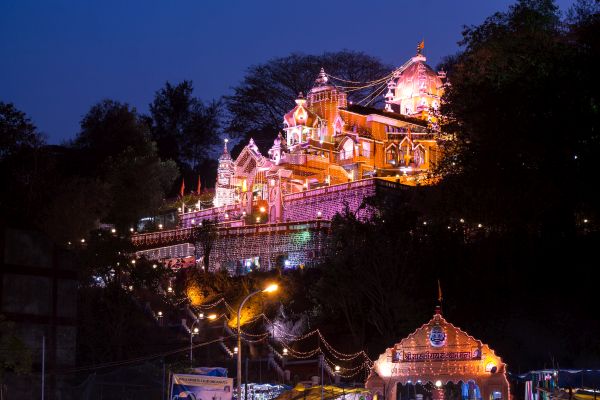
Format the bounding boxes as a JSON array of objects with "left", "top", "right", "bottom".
[{"left": 1, "top": 0, "right": 575, "bottom": 144}]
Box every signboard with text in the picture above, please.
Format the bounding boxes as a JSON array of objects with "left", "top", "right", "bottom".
[
  {"left": 171, "top": 374, "right": 233, "bottom": 400},
  {"left": 392, "top": 348, "right": 482, "bottom": 362}
]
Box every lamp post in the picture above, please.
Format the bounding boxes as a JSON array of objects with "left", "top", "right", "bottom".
[
  {"left": 237, "top": 284, "right": 278, "bottom": 400},
  {"left": 190, "top": 325, "right": 199, "bottom": 368},
  {"left": 190, "top": 313, "right": 217, "bottom": 369}
]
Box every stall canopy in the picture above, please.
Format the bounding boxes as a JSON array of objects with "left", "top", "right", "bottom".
[{"left": 275, "top": 385, "right": 371, "bottom": 400}]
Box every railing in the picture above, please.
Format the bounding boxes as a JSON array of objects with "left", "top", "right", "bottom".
[
  {"left": 285, "top": 153, "right": 307, "bottom": 165},
  {"left": 218, "top": 339, "right": 234, "bottom": 358},
  {"left": 131, "top": 227, "right": 194, "bottom": 247},
  {"left": 284, "top": 178, "right": 375, "bottom": 201},
  {"left": 131, "top": 220, "right": 331, "bottom": 248}
]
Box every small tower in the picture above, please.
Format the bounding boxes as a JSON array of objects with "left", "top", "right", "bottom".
[
  {"left": 268, "top": 132, "right": 287, "bottom": 165},
  {"left": 283, "top": 92, "right": 319, "bottom": 148},
  {"left": 306, "top": 67, "right": 347, "bottom": 142},
  {"left": 315, "top": 67, "right": 329, "bottom": 86},
  {"left": 214, "top": 139, "right": 236, "bottom": 207}
]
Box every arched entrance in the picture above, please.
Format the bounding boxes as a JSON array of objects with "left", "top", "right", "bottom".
[{"left": 366, "top": 309, "right": 509, "bottom": 400}]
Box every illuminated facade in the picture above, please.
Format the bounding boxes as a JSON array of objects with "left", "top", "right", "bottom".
[
  {"left": 133, "top": 45, "right": 449, "bottom": 273},
  {"left": 366, "top": 308, "right": 510, "bottom": 400},
  {"left": 199, "top": 46, "right": 447, "bottom": 225}
]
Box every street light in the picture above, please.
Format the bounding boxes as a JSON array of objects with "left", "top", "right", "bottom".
[
  {"left": 237, "top": 284, "right": 278, "bottom": 400},
  {"left": 190, "top": 324, "right": 200, "bottom": 368}
]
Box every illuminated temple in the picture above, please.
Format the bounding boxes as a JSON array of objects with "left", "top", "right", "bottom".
[
  {"left": 133, "top": 46, "right": 449, "bottom": 273},
  {"left": 366, "top": 308, "right": 510, "bottom": 400}
]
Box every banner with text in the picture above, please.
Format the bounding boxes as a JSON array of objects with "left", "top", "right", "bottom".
[{"left": 171, "top": 374, "right": 233, "bottom": 400}]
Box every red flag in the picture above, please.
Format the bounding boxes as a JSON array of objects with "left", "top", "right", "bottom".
[
  {"left": 179, "top": 178, "right": 185, "bottom": 197},
  {"left": 196, "top": 176, "right": 202, "bottom": 194}
]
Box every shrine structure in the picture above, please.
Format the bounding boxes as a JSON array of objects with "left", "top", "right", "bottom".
[
  {"left": 366, "top": 308, "right": 510, "bottom": 400},
  {"left": 132, "top": 43, "right": 449, "bottom": 274}
]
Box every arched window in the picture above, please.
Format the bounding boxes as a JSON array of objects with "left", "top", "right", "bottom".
[
  {"left": 399, "top": 145, "right": 411, "bottom": 166},
  {"left": 386, "top": 146, "right": 398, "bottom": 165},
  {"left": 340, "top": 139, "right": 354, "bottom": 160},
  {"left": 414, "top": 147, "right": 424, "bottom": 166}
]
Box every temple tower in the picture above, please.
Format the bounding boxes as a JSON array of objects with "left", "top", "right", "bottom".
[
  {"left": 306, "top": 68, "right": 347, "bottom": 142},
  {"left": 283, "top": 92, "right": 320, "bottom": 149},
  {"left": 384, "top": 42, "right": 445, "bottom": 122},
  {"left": 213, "top": 139, "right": 236, "bottom": 207}
]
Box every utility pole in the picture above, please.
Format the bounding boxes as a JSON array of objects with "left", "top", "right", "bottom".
[
  {"left": 245, "top": 357, "right": 249, "bottom": 400},
  {"left": 41, "top": 336, "right": 45, "bottom": 400},
  {"left": 320, "top": 354, "right": 324, "bottom": 400},
  {"left": 162, "top": 359, "right": 166, "bottom": 400}
]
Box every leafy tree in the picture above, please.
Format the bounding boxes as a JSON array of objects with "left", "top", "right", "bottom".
[
  {"left": 0, "top": 102, "right": 55, "bottom": 230},
  {"left": 148, "top": 81, "right": 222, "bottom": 175},
  {"left": 73, "top": 100, "right": 152, "bottom": 176},
  {"left": 77, "top": 228, "right": 171, "bottom": 288},
  {"left": 39, "top": 177, "right": 111, "bottom": 244},
  {"left": 226, "top": 51, "right": 392, "bottom": 154},
  {"left": 72, "top": 100, "right": 179, "bottom": 229},
  {"left": 191, "top": 219, "right": 218, "bottom": 272},
  {"left": 437, "top": 0, "right": 600, "bottom": 231},
  {"left": 313, "top": 199, "right": 435, "bottom": 350},
  {"left": 0, "top": 102, "right": 44, "bottom": 161}
]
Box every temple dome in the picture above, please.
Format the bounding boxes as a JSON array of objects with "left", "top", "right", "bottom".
[
  {"left": 386, "top": 51, "right": 445, "bottom": 119},
  {"left": 283, "top": 92, "right": 318, "bottom": 128},
  {"left": 393, "top": 55, "right": 443, "bottom": 105}
]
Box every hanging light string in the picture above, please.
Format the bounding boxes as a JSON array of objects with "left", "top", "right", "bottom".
[
  {"left": 196, "top": 298, "right": 226, "bottom": 309},
  {"left": 183, "top": 297, "right": 373, "bottom": 372},
  {"left": 364, "top": 83, "right": 390, "bottom": 107},
  {"left": 329, "top": 74, "right": 394, "bottom": 92},
  {"left": 356, "top": 81, "right": 389, "bottom": 105},
  {"left": 339, "top": 76, "right": 392, "bottom": 92},
  {"left": 326, "top": 71, "right": 394, "bottom": 86}
]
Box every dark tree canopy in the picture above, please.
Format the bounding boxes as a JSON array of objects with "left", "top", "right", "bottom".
[
  {"left": 0, "top": 102, "right": 53, "bottom": 229},
  {"left": 72, "top": 100, "right": 179, "bottom": 229},
  {"left": 0, "top": 102, "right": 44, "bottom": 161},
  {"left": 149, "top": 81, "right": 221, "bottom": 174},
  {"left": 226, "top": 50, "right": 392, "bottom": 154},
  {"left": 436, "top": 0, "right": 600, "bottom": 231}
]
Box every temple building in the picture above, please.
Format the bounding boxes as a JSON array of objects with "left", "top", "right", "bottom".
[
  {"left": 366, "top": 308, "right": 510, "bottom": 400},
  {"left": 208, "top": 45, "right": 447, "bottom": 222},
  {"left": 132, "top": 44, "right": 450, "bottom": 273}
]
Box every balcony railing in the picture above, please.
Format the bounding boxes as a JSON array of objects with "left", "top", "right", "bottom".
[{"left": 131, "top": 220, "right": 331, "bottom": 248}]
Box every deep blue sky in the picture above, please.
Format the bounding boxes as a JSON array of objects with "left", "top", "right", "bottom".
[{"left": 1, "top": 0, "right": 575, "bottom": 144}]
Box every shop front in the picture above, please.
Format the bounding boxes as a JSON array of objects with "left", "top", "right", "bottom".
[{"left": 366, "top": 308, "right": 510, "bottom": 400}]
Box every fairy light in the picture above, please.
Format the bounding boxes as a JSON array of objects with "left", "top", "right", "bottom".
[{"left": 152, "top": 296, "right": 374, "bottom": 377}]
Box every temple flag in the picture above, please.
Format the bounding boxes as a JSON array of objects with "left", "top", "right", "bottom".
[
  {"left": 197, "top": 176, "right": 202, "bottom": 194},
  {"left": 438, "top": 279, "right": 443, "bottom": 302},
  {"left": 417, "top": 40, "right": 425, "bottom": 51},
  {"left": 180, "top": 178, "right": 185, "bottom": 198}
]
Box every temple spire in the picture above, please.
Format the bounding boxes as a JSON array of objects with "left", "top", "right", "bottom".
[
  {"left": 223, "top": 138, "right": 229, "bottom": 154},
  {"left": 315, "top": 67, "right": 328, "bottom": 86},
  {"left": 417, "top": 39, "right": 425, "bottom": 55},
  {"left": 436, "top": 279, "right": 443, "bottom": 315}
]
